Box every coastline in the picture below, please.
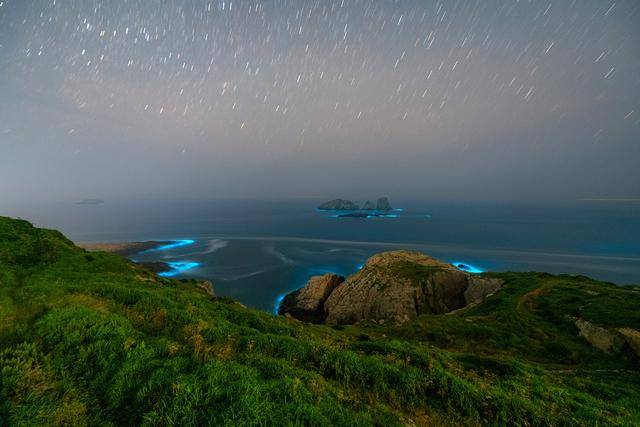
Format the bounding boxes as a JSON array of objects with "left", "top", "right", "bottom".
[
  {"left": 78, "top": 241, "right": 170, "bottom": 257},
  {"left": 78, "top": 241, "right": 173, "bottom": 274},
  {"left": 77, "top": 239, "right": 201, "bottom": 277}
]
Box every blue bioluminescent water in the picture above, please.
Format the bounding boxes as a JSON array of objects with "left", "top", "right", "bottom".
[
  {"left": 273, "top": 293, "right": 286, "bottom": 314},
  {"left": 318, "top": 208, "right": 403, "bottom": 219},
  {"left": 452, "top": 261, "right": 484, "bottom": 274},
  {"left": 158, "top": 261, "right": 201, "bottom": 277},
  {"left": 152, "top": 239, "right": 196, "bottom": 251}
]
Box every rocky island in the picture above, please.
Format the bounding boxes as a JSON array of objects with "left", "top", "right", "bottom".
[
  {"left": 318, "top": 197, "right": 395, "bottom": 219},
  {"left": 317, "top": 198, "right": 360, "bottom": 210}
]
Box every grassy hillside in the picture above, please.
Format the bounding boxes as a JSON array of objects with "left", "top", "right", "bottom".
[{"left": 0, "top": 216, "right": 638, "bottom": 426}]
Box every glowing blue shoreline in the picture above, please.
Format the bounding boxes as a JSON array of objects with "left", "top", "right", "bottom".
[
  {"left": 316, "top": 209, "right": 402, "bottom": 219},
  {"left": 273, "top": 293, "right": 286, "bottom": 314},
  {"left": 451, "top": 261, "right": 484, "bottom": 274},
  {"left": 149, "top": 239, "right": 195, "bottom": 252},
  {"left": 141, "top": 239, "right": 200, "bottom": 277},
  {"left": 159, "top": 261, "right": 201, "bottom": 277}
]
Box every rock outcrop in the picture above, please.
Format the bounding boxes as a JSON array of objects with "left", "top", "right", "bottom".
[
  {"left": 574, "top": 319, "right": 622, "bottom": 353},
  {"left": 618, "top": 328, "right": 640, "bottom": 358},
  {"left": 572, "top": 320, "right": 640, "bottom": 359},
  {"left": 280, "top": 251, "right": 502, "bottom": 325},
  {"left": 278, "top": 274, "right": 345, "bottom": 323},
  {"left": 317, "top": 199, "right": 359, "bottom": 210},
  {"left": 198, "top": 280, "right": 216, "bottom": 297},
  {"left": 376, "top": 197, "right": 393, "bottom": 210},
  {"left": 464, "top": 277, "right": 503, "bottom": 306}
]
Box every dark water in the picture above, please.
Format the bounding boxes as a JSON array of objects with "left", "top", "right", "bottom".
[{"left": 4, "top": 199, "right": 639, "bottom": 312}]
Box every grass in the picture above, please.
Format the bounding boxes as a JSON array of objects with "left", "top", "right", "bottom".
[
  {"left": 0, "top": 216, "right": 639, "bottom": 425},
  {"left": 383, "top": 260, "right": 442, "bottom": 281}
]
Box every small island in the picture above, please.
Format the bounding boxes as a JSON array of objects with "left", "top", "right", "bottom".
[
  {"left": 317, "top": 198, "right": 360, "bottom": 210},
  {"left": 318, "top": 197, "right": 394, "bottom": 212}
]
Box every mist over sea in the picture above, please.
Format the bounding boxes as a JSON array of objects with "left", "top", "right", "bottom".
[{"left": 4, "top": 199, "right": 639, "bottom": 312}]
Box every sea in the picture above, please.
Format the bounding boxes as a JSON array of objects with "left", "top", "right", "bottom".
[{"left": 4, "top": 199, "right": 639, "bottom": 313}]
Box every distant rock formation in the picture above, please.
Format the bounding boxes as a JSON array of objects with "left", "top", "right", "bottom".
[
  {"left": 376, "top": 197, "right": 393, "bottom": 210},
  {"left": 317, "top": 199, "right": 359, "bottom": 210},
  {"left": 278, "top": 274, "right": 345, "bottom": 323},
  {"left": 318, "top": 197, "right": 394, "bottom": 211},
  {"left": 362, "top": 200, "right": 375, "bottom": 210},
  {"left": 279, "top": 251, "right": 502, "bottom": 325}
]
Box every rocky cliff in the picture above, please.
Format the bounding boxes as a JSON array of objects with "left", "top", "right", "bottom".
[
  {"left": 277, "top": 274, "right": 344, "bottom": 322},
  {"left": 279, "top": 251, "right": 503, "bottom": 325}
]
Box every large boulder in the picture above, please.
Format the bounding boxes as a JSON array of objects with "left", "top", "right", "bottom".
[
  {"left": 278, "top": 274, "right": 345, "bottom": 323},
  {"left": 280, "top": 251, "right": 503, "bottom": 325},
  {"left": 325, "top": 252, "right": 466, "bottom": 325},
  {"left": 317, "top": 199, "right": 359, "bottom": 210}
]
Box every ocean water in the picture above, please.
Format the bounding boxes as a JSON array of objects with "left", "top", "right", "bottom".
[{"left": 4, "top": 199, "right": 639, "bottom": 312}]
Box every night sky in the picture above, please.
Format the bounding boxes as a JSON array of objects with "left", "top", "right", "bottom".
[{"left": 1, "top": 0, "right": 639, "bottom": 204}]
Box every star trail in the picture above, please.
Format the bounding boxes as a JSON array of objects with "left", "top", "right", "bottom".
[{"left": 0, "top": 0, "right": 638, "bottom": 202}]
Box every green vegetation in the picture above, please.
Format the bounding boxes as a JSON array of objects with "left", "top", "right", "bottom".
[
  {"left": 377, "top": 260, "right": 442, "bottom": 289},
  {"left": 384, "top": 260, "right": 442, "bottom": 279},
  {"left": 1, "top": 216, "right": 639, "bottom": 425}
]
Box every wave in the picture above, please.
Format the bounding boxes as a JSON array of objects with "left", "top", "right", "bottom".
[
  {"left": 176, "top": 239, "right": 228, "bottom": 258},
  {"left": 224, "top": 270, "right": 267, "bottom": 281},
  {"left": 204, "top": 239, "right": 228, "bottom": 254}
]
